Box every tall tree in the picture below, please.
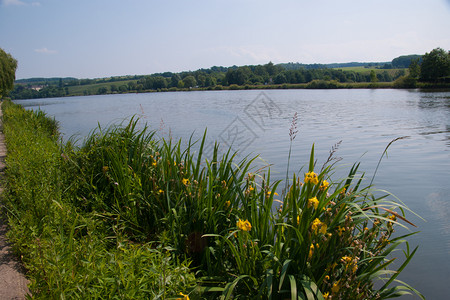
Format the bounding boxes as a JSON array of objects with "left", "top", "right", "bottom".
[
  {"left": 0, "top": 48, "right": 18, "bottom": 98},
  {"left": 408, "top": 58, "right": 421, "bottom": 79},
  {"left": 370, "top": 70, "right": 378, "bottom": 82},
  {"left": 419, "top": 47, "right": 450, "bottom": 82},
  {"left": 182, "top": 75, "right": 197, "bottom": 88}
]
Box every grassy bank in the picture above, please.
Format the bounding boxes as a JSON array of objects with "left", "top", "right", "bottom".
[{"left": 1, "top": 100, "right": 423, "bottom": 299}]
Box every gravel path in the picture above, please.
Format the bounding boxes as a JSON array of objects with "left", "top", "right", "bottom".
[{"left": 0, "top": 104, "right": 30, "bottom": 299}]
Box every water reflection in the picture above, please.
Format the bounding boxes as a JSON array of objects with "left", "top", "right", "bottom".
[
  {"left": 426, "top": 191, "right": 450, "bottom": 253},
  {"left": 410, "top": 91, "right": 450, "bottom": 147},
  {"left": 417, "top": 92, "right": 450, "bottom": 110}
]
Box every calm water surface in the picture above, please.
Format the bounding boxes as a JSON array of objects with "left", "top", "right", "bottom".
[{"left": 16, "top": 89, "right": 450, "bottom": 299}]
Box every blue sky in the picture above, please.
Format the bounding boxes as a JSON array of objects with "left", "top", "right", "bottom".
[{"left": 1, "top": 0, "right": 449, "bottom": 79}]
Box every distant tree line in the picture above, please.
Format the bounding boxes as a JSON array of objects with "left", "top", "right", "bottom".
[
  {"left": 119, "top": 61, "right": 403, "bottom": 93},
  {"left": 8, "top": 48, "right": 450, "bottom": 100}
]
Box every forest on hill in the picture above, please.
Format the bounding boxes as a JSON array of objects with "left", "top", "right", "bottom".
[{"left": 9, "top": 49, "right": 450, "bottom": 100}]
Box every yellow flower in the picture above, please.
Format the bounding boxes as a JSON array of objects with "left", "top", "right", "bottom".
[
  {"left": 225, "top": 200, "right": 231, "bottom": 209},
  {"left": 341, "top": 256, "right": 352, "bottom": 264},
  {"left": 331, "top": 281, "right": 340, "bottom": 293},
  {"left": 323, "top": 292, "right": 329, "bottom": 299},
  {"left": 249, "top": 186, "right": 254, "bottom": 191},
  {"left": 158, "top": 189, "right": 164, "bottom": 194},
  {"left": 309, "top": 244, "right": 314, "bottom": 259},
  {"left": 320, "top": 180, "right": 329, "bottom": 190},
  {"left": 266, "top": 191, "right": 278, "bottom": 196},
  {"left": 304, "top": 171, "right": 319, "bottom": 185},
  {"left": 237, "top": 219, "right": 252, "bottom": 232},
  {"left": 102, "top": 166, "right": 109, "bottom": 173},
  {"left": 152, "top": 161, "right": 157, "bottom": 167},
  {"left": 388, "top": 214, "right": 397, "bottom": 221},
  {"left": 324, "top": 275, "right": 330, "bottom": 281},
  {"left": 311, "top": 218, "right": 321, "bottom": 233},
  {"left": 308, "top": 197, "right": 319, "bottom": 209},
  {"left": 311, "top": 218, "right": 327, "bottom": 234},
  {"left": 352, "top": 263, "right": 358, "bottom": 273},
  {"left": 182, "top": 178, "right": 190, "bottom": 186},
  {"left": 297, "top": 215, "right": 300, "bottom": 225},
  {"left": 337, "top": 226, "right": 345, "bottom": 236},
  {"left": 177, "top": 292, "right": 189, "bottom": 300}
]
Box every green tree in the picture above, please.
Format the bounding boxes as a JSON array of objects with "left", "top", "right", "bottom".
[
  {"left": 152, "top": 76, "right": 167, "bottom": 89},
  {"left": 391, "top": 54, "right": 422, "bottom": 68},
  {"left": 419, "top": 47, "right": 450, "bottom": 82},
  {"left": 204, "top": 75, "right": 216, "bottom": 87},
  {"left": 170, "top": 74, "right": 181, "bottom": 88},
  {"left": 274, "top": 72, "right": 287, "bottom": 84},
  {"left": 408, "top": 58, "right": 421, "bottom": 79},
  {"left": 265, "top": 61, "right": 280, "bottom": 76},
  {"left": 98, "top": 87, "right": 108, "bottom": 94},
  {"left": 370, "top": 70, "right": 378, "bottom": 82},
  {"left": 197, "top": 74, "right": 206, "bottom": 87},
  {"left": 225, "top": 67, "right": 251, "bottom": 85},
  {"left": 0, "top": 48, "right": 18, "bottom": 98},
  {"left": 182, "top": 75, "right": 197, "bottom": 88}
]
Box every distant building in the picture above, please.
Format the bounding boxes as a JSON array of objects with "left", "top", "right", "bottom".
[{"left": 30, "top": 85, "right": 44, "bottom": 91}]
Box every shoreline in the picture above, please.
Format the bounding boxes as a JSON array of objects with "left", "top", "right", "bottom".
[{"left": 10, "top": 82, "right": 450, "bottom": 101}]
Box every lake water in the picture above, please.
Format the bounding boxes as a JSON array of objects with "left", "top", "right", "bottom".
[{"left": 15, "top": 89, "right": 450, "bottom": 299}]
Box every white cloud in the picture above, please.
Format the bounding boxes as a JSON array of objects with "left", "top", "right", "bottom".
[
  {"left": 34, "top": 47, "right": 57, "bottom": 54},
  {"left": 2, "top": 0, "right": 41, "bottom": 6},
  {"left": 2, "top": 0, "right": 26, "bottom": 6}
]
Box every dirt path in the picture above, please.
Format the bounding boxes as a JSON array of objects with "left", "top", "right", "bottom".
[{"left": 0, "top": 104, "right": 30, "bottom": 299}]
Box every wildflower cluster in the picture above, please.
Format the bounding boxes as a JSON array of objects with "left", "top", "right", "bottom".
[
  {"left": 237, "top": 219, "right": 252, "bottom": 232},
  {"left": 304, "top": 171, "right": 319, "bottom": 185}
]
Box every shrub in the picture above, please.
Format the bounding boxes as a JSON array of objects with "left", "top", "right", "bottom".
[{"left": 306, "top": 80, "right": 340, "bottom": 89}]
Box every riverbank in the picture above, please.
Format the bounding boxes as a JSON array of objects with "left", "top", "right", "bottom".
[
  {"left": 0, "top": 103, "right": 30, "bottom": 299},
  {"left": 1, "top": 99, "right": 424, "bottom": 299},
  {"left": 11, "top": 78, "right": 450, "bottom": 100}
]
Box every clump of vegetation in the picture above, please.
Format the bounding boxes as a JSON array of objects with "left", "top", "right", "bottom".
[
  {"left": 395, "top": 47, "right": 450, "bottom": 88},
  {"left": 1, "top": 101, "right": 196, "bottom": 299},
  {"left": 0, "top": 48, "right": 18, "bottom": 98},
  {"left": 2, "top": 100, "right": 423, "bottom": 299}
]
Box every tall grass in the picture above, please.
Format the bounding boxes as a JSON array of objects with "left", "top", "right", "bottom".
[
  {"left": 1, "top": 101, "right": 195, "bottom": 299},
  {"left": 2, "top": 100, "right": 423, "bottom": 299}
]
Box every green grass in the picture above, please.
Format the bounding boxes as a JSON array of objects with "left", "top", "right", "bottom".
[
  {"left": 1, "top": 100, "right": 424, "bottom": 299},
  {"left": 333, "top": 66, "right": 407, "bottom": 76},
  {"left": 1, "top": 101, "right": 196, "bottom": 299}
]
